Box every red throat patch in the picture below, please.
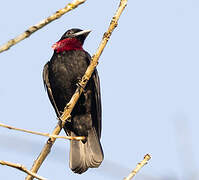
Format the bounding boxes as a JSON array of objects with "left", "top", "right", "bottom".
[{"left": 52, "top": 38, "right": 83, "bottom": 53}]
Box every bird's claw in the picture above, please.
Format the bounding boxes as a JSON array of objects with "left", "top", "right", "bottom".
[{"left": 76, "top": 82, "right": 85, "bottom": 93}]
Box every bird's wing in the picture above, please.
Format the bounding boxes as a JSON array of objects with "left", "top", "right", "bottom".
[
  {"left": 43, "top": 62, "right": 60, "bottom": 117},
  {"left": 92, "top": 69, "right": 102, "bottom": 138},
  {"left": 85, "top": 52, "right": 102, "bottom": 138}
]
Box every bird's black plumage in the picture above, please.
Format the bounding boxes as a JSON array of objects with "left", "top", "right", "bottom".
[{"left": 43, "top": 28, "right": 103, "bottom": 174}]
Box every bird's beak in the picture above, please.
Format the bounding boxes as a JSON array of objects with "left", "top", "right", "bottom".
[{"left": 72, "top": 29, "right": 91, "bottom": 37}]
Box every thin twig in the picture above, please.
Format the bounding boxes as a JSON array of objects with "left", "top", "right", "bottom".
[
  {"left": 124, "top": 154, "right": 151, "bottom": 180},
  {"left": 25, "top": 0, "right": 127, "bottom": 179},
  {"left": 0, "top": 122, "right": 85, "bottom": 141},
  {"left": 0, "top": 0, "right": 86, "bottom": 53},
  {"left": 0, "top": 161, "right": 47, "bottom": 180}
]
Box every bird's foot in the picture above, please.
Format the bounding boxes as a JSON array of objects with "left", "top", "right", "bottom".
[{"left": 76, "top": 81, "right": 85, "bottom": 93}]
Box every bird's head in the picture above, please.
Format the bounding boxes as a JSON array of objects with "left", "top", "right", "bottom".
[{"left": 52, "top": 28, "right": 91, "bottom": 53}]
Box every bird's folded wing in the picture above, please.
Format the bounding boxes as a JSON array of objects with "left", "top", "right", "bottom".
[{"left": 43, "top": 62, "right": 60, "bottom": 117}]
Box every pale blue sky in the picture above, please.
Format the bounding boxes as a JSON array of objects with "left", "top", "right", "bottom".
[{"left": 0, "top": 0, "right": 199, "bottom": 179}]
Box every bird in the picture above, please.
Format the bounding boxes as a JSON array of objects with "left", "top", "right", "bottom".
[{"left": 43, "top": 28, "right": 104, "bottom": 174}]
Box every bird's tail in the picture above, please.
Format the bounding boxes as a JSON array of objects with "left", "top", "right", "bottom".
[{"left": 69, "top": 128, "right": 103, "bottom": 174}]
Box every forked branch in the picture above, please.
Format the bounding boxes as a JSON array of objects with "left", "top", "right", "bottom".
[
  {"left": 0, "top": 161, "right": 47, "bottom": 180},
  {"left": 0, "top": 122, "right": 85, "bottom": 141}
]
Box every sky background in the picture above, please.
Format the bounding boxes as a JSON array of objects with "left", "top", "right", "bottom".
[{"left": 0, "top": 0, "right": 199, "bottom": 179}]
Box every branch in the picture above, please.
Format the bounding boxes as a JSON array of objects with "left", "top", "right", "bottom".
[
  {"left": 60, "top": 0, "right": 127, "bottom": 121},
  {"left": 0, "top": 0, "right": 86, "bottom": 53},
  {"left": 0, "top": 161, "right": 47, "bottom": 180},
  {"left": 25, "top": 0, "right": 127, "bottom": 179},
  {"left": 124, "top": 154, "right": 151, "bottom": 180},
  {"left": 0, "top": 122, "right": 85, "bottom": 141}
]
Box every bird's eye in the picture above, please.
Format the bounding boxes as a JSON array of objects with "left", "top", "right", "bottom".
[{"left": 67, "top": 31, "right": 73, "bottom": 35}]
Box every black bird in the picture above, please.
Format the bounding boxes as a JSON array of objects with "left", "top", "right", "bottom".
[{"left": 43, "top": 28, "right": 103, "bottom": 174}]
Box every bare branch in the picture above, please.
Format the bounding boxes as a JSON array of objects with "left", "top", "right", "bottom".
[
  {"left": 0, "top": 122, "right": 85, "bottom": 141},
  {"left": 60, "top": 0, "right": 128, "bottom": 121},
  {"left": 25, "top": 0, "right": 127, "bottom": 179},
  {"left": 0, "top": 0, "right": 86, "bottom": 53},
  {"left": 124, "top": 154, "right": 151, "bottom": 180},
  {"left": 0, "top": 160, "right": 47, "bottom": 180}
]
